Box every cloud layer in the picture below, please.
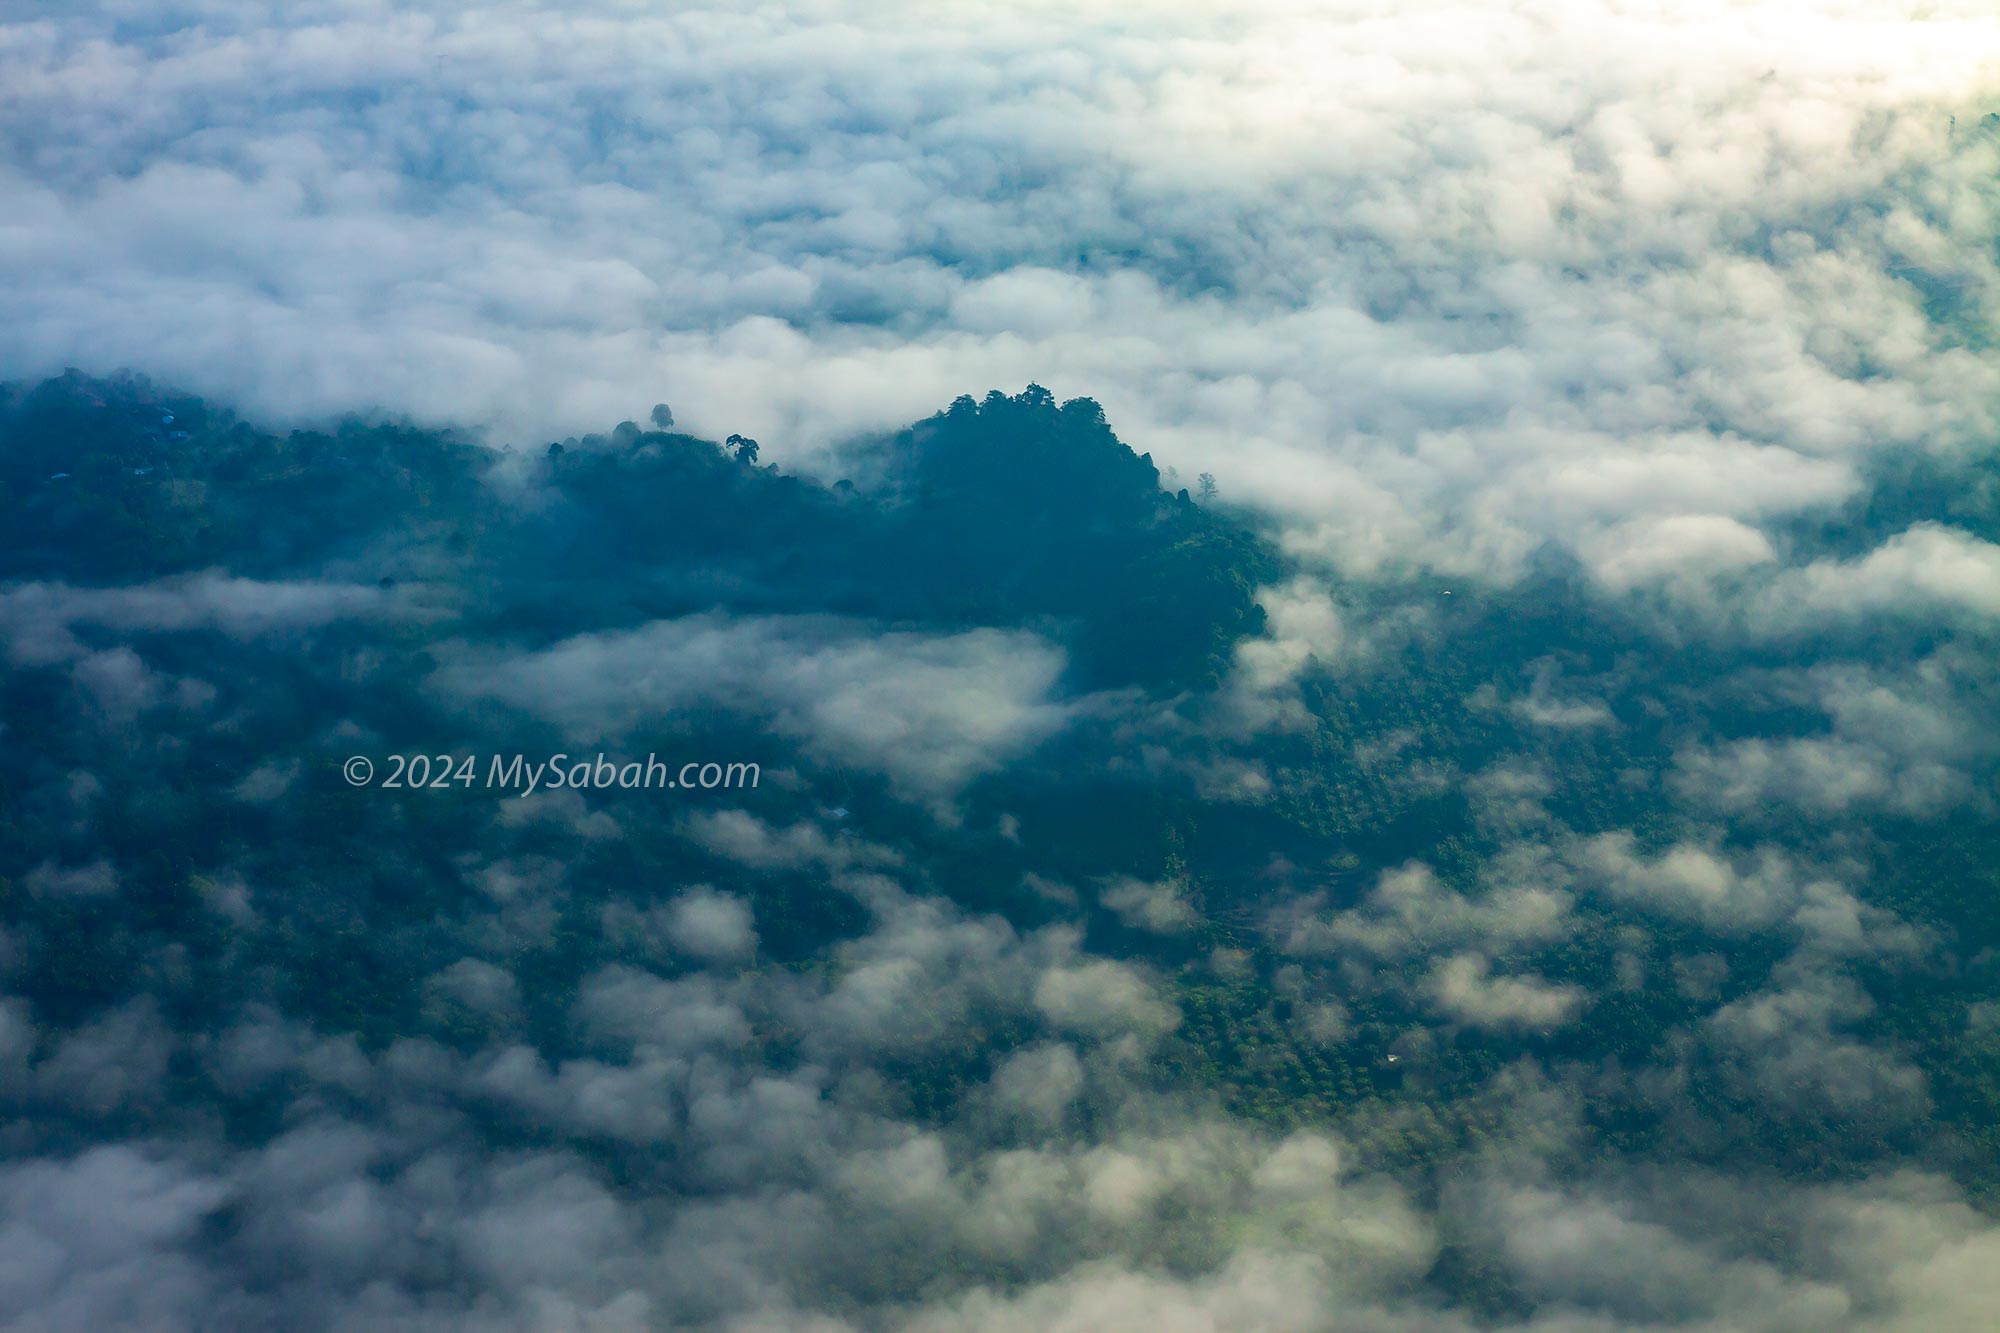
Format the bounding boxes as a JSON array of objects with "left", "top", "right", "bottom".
[{"left": 6, "top": 1, "right": 1998, "bottom": 590}]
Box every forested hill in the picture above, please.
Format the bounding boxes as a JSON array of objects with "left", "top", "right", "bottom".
[{"left": 1, "top": 371, "right": 1274, "bottom": 692}]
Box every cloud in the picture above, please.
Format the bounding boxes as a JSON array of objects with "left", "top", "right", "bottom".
[
  {"left": 435, "top": 614, "right": 1072, "bottom": 803},
  {"left": 1278, "top": 860, "right": 1573, "bottom": 964},
  {"left": 1098, "top": 876, "right": 1198, "bottom": 935},
  {"left": 5, "top": 1, "right": 1996, "bottom": 597},
  {"left": 681, "top": 809, "right": 899, "bottom": 873},
  {"left": 1467, "top": 1177, "right": 1846, "bottom": 1328},
  {"left": 0, "top": 1146, "right": 229, "bottom": 1331},
  {"left": 28, "top": 998, "right": 175, "bottom": 1118},
  {"left": 663, "top": 887, "right": 759, "bottom": 964},
  {"left": 985, "top": 1044, "right": 1085, "bottom": 1130},
  {"left": 23, "top": 858, "right": 119, "bottom": 900},
  {"left": 1033, "top": 961, "right": 1180, "bottom": 1042},
  {"left": 1704, "top": 962, "right": 1932, "bottom": 1128},
  {"left": 422, "top": 958, "right": 523, "bottom": 1027},
  {"left": 1747, "top": 524, "right": 2000, "bottom": 635},
  {"left": 1424, "top": 952, "right": 1585, "bottom": 1031},
  {"left": 571, "top": 968, "right": 752, "bottom": 1058},
  {"left": 1574, "top": 833, "right": 1811, "bottom": 932},
  {"left": 0, "top": 574, "right": 403, "bottom": 666},
  {"left": 1584, "top": 512, "right": 1779, "bottom": 591},
  {"left": 1670, "top": 652, "right": 1998, "bottom": 817},
  {"left": 1223, "top": 577, "right": 1354, "bottom": 731},
  {"left": 1673, "top": 735, "right": 1968, "bottom": 818},
  {"left": 1571, "top": 831, "right": 1931, "bottom": 961}
]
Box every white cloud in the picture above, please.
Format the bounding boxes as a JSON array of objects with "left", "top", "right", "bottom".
[
  {"left": 1425, "top": 952, "right": 1585, "bottom": 1031},
  {"left": 436, "top": 613, "right": 1072, "bottom": 803},
  {"left": 1099, "top": 876, "right": 1197, "bottom": 934},
  {"left": 5, "top": 1, "right": 1996, "bottom": 594},
  {"left": 1671, "top": 652, "right": 1998, "bottom": 817},
  {"left": 682, "top": 809, "right": 899, "bottom": 872},
  {"left": 1574, "top": 832, "right": 1810, "bottom": 931},
  {"left": 1279, "top": 860, "right": 1573, "bottom": 963},
  {"left": 664, "top": 887, "right": 758, "bottom": 964},
  {"left": 1750, "top": 524, "right": 2000, "bottom": 634},
  {"left": 0, "top": 575, "right": 404, "bottom": 666},
  {"left": 1033, "top": 961, "right": 1180, "bottom": 1041}
]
